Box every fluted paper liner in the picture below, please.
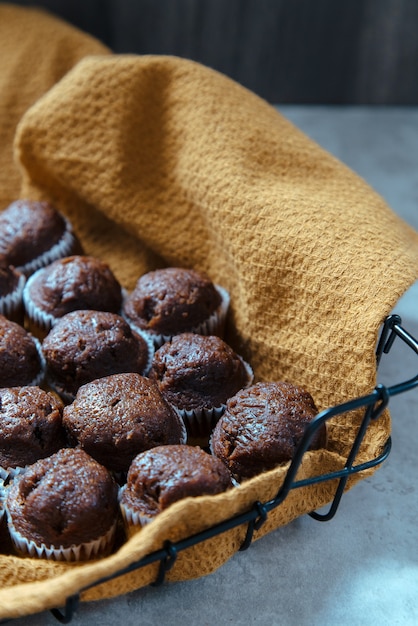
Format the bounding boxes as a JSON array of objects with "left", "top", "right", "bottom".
[
  {"left": 0, "top": 272, "right": 25, "bottom": 324},
  {"left": 6, "top": 515, "right": 117, "bottom": 563},
  {"left": 0, "top": 4, "right": 418, "bottom": 620},
  {"left": 173, "top": 356, "right": 254, "bottom": 439}
]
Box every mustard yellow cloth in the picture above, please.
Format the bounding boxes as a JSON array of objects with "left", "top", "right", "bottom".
[{"left": 1, "top": 3, "right": 418, "bottom": 619}]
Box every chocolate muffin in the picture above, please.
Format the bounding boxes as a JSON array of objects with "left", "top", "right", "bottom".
[
  {"left": 23, "top": 255, "right": 123, "bottom": 336},
  {"left": 0, "top": 199, "right": 82, "bottom": 276},
  {"left": 148, "top": 333, "right": 253, "bottom": 438},
  {"left": 0, "top": 315, "right": 45, "bottom": 387},
  {"left": 6, "top": 448, "right": 119, "bottom": 560},
  {"left": 0, "top": 261, "right": 25, "bottom": 324},
  {"left": 211, "top": 381, "right": 327, "bottom": 482},
  {"left": 42, "top": 310, "right": 153, "bottom": 402},
  {"left": 122, "top": 267, "right": 229, "bottom": 346},
  {"left": 120, "top": 444, "right": 233, "bottom": 530},
  {"left": 0, "top": 386, "right": 66, "bottom": 479},
  {"left": 63, "top": 373, "right": 187, "bottom": 474}
]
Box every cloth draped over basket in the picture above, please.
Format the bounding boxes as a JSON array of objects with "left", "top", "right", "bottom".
[{"left": 1, "top": 3, "right": 418, "bottom": 619}]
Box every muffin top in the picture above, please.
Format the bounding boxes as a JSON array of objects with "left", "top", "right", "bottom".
[
  {"left": 0, "top": 200, "right": 69, "bottom": 270},
  {"left": 121, "top": 444, "right": 233, "bottom": 518},
  {"left": 42, "top": 310, "right": 151, "bottom": 399},
  {"left": 6, "top": 448, "right": 119, "bottom": 548},
  {"left": 123, "top": 267, "right": 222, "bottom": 335},
  {"left": 210, "top": 381, "right": 326, "bottom": 481},
  {"left": 148, "top": 333, "right": 252, "bottom": 411},
  {"left": 24, "top": 255, "right": 122, "bottom": 320},
  {"left": 0, "top": 386, "right": 65, "bottom": 471},
  {"left": 63, "top": 373, "right": 186, "bottom": 473},
  {"left": 0, "top": 315, "right": 44, "bottom": 387}
]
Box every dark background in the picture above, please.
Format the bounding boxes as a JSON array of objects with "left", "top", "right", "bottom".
[{"left": 7, "top": 0, "right": 418, "bottom": 104}]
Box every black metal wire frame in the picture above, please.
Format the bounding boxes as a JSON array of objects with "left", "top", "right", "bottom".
[{"left": 3, "top": 315, "right": 417, "bottom": 625}]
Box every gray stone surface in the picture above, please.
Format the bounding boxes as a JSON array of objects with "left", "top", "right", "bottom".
[{"left": 6, "top": 106, "right": 418, "bottom": 626}]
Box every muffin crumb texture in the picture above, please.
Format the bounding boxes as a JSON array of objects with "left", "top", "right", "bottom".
[
  {"left": 63, "top": 373, "right": 186, "bottom": 473},
  {"left": 211, "top": 381, "right": 326, "bottom": 481}
]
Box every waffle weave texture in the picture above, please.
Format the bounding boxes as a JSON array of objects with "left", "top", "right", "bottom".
[{"left": 1, "top": 3, "right": 418, "bottom": 619}]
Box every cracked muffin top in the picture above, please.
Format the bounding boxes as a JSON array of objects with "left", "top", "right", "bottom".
[
  {"left": 120, "top": 444, "right": 233, "bottom": 522},
  {"left": 210, "top": 381, "right": 326, "bottom": 481},
  {"left": 63, "top": 373, "right": 187, "bottom": 473}
]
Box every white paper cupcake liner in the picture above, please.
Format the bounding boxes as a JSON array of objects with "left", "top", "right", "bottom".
[
  {"left": 29, "top": 335, "right": 47, "bottom": 387},
  {"left": 0, "top": 272, "right": 26, "bottom": 322},
  {"left": 0, "top": 464, "right": 26, "bottom": 483},
  {"left": 177, "top": 410, "right": 189, "bottom": 445},
  {"left": 132, "top": 326, "right": 155, "bottom": 376},
  {"left": 176, "top": 405, "right": 226, "bottom": 439},
  {"left": 6, "top": 511, "right": 117, "bottom": 562},
  {"left": 16, "top": 218, "right": 79, "bottom": 277},
  {"left": 125, "top": 284, "right": 230, "bottom": 349}
]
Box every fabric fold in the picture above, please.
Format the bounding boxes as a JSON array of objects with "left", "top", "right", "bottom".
[{"left": 14, "top": 53, "right": 418, "bottom": 409}]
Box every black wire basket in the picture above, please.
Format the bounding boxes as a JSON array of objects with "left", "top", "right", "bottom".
[{"left": 2, "top": 313, "right": 417, "bottom": 625}]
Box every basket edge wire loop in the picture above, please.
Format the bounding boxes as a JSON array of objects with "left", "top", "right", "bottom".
[{"left": 1, "top": 315, "right": 416, "bottom": 624}]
